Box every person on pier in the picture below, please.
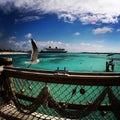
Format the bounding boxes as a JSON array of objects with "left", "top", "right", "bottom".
[{"left": 106, "top": 59, "right": 114, "bottom": 72}]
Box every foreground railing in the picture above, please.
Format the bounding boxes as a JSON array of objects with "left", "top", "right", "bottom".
[{"left": 0, "top": 58, "right": 120, "bottom": 119}]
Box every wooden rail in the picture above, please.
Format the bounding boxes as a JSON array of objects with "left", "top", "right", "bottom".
[
  {"left": 0, "top": 104, "right": 68, "bottom": 120},
  {"left": 2, "top": 66, "right": 120, "bottom": 86}
]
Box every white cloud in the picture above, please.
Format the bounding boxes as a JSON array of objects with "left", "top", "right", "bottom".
[
  {"left": 25, "top": 33, "right": 32, "bottom": 39},
  {"left": 0, "top": 0, "right": 120, "bottom": 24},
  {"left": 7, "top": 39, "right": 31, "bottom": 51},
  {"left": 95, "top": 40, "right": 104, "bottom": 43},
  {"left": 0, "top": 39, "right": 68, "bottom": 51},
  {"left": 15, "top": 16, "right": 42, "bottom": 23},
  {"left": 0, "top": 37, "right": 31, "bottom": 51},
  {"left": 37, "top": 41, "right": 67, "bottom": 50},
  {"left": 9, "top": 36, "right": 16, "bottom": 40},
  {"left": 117, "top": 29, "right": 120, "bottom": 32},
  {"left": 35, "top": 40, "right": 120, "bottom": 53},
  {"left": 74, "top": 32, "right": 80, "bottom": 36},
  {"left": 64, "top": 42, "right": 103, "bottom": 52},
  {"left": 0, "top": 37, "right": 120, "bottom": 52},
  {"left": 65, "top": 42, "right": 120, "bottom": 53},
  {"left": 58, "top": 14, "right": 76, "bottom": 23},
  {"left": 92, "top": 27, "right": 113, "bottom": 35}
]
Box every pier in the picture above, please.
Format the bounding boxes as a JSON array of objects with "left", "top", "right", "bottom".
[{"left": 0, "top": 58, "right": 120, "bottom": 119}]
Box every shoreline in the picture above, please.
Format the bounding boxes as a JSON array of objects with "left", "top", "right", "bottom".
[
  {"left": 0, "top": 52, "right": 29, "bottom": 55},
  {"left": 0, "top": 51, "right": 120, "bottom": 55}
]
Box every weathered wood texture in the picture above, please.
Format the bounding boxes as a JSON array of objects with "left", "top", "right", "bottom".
[
  {"left": 2, "top": 66, "right": 120, "bottom": 86},
  {"left": 0, "top": 104, "right": 70, "bottom": 120}
]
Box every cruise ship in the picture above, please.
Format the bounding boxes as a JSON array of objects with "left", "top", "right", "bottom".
[{"left": 40, "top": 46, "right": 67, "bottom": 53}]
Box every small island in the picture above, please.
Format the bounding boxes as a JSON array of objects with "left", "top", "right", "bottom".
[{"left": 0, "top": 49, "right": 29, "bottom": 55}]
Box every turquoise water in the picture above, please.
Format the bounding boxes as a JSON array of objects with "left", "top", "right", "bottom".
[{"left": 1, "top": 53, "right": 120, "bottom": 72}]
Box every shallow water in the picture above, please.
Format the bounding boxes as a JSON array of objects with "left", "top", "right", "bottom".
[{"left": 0, "top": 53, "right": 120, "bottom": 72}]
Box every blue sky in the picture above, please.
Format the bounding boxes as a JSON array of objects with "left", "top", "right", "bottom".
[{"left": 0, "top": 0, "right": 120, "bottom": 52}]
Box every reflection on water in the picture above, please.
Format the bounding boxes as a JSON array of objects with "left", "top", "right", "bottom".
[{"left": 0, "top": 53, "right": 120, "bottom": 72}]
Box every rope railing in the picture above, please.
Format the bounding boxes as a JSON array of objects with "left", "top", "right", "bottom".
[
  {"left": 0, "top": 58, "right": 120, "bottom": 119},
  {"left": 0, "top": 66, "right": 120, "bottom": 119}
]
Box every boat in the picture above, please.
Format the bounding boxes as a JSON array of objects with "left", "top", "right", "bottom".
[{"left": 40, "top": 46, "right": 67, "bottom": 53}]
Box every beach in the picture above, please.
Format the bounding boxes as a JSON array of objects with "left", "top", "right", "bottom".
[{"left": 0, "top": 52, "right": 29, "bottom": 55}]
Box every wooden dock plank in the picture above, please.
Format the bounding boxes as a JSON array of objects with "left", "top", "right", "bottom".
[{"left": 0, "top": 104, "right": 71, "bottom": 120}]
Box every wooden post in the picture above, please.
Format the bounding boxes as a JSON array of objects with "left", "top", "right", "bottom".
[
  {"left": 106, "top": 60, "right": 114, "bottom": 72},
  {"left": 106, "top": 61, "right": 109, "bottom": 72},
  {"left": 0, "top": 58, "right": 13, "bottom": 103},
  {"left": 0, "top": 58, "right": 12, "bottom": 66}
]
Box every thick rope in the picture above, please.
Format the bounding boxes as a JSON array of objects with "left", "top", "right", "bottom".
[{"left": 6, "top": 77, "right": 112, "bottom": 119}]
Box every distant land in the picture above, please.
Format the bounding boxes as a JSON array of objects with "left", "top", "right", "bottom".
[
  {"left": 81, "top": 52, "right": 120, "bottom": 54},
  {"left": 0, "top": 48, "right": 120, "bottom": 55},
  {"left": 0, "top": 51, "right": 29, "bottom": 55},
  {"left": 0, "top": 49, "right": 29, "bottom": 55}
]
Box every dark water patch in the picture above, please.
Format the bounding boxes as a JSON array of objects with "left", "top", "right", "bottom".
[
  {"left": 107, "top": 53, "right": 120, "bottom": 57},
  {"left": 112, "top": 58, "right": 120, "bottom": 61},
  {"left": 49, "top": 58, "right": 63, "bottom": 63},
  {"left": 89, "top": 56, "right": 106, "bottom": 59}
]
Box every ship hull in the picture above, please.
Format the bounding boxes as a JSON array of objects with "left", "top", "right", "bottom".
[{"left": 40, "top": 50, "right": 67, "bottom": 53}]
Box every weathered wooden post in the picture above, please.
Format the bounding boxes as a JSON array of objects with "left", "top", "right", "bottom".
[
  {"left": 0, "top": 58, "right": 13, "bottom": 67},
  {"left": 106, "top": 60, "right": 114, "bottom": 72},
  {"left": 106, "top": 61, "right": 109, "bottom": 72},
  {"left": 0, "top": 58, "right": 13, "bottom": 104}
]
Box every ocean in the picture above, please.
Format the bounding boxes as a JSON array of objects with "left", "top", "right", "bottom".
[{"left": 0, "top": 52, "right": 120, "bottom": 72}]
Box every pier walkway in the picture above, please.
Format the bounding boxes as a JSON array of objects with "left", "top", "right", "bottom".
[{"left": 0, "top": 58, "right": 120, "bottom": 119}]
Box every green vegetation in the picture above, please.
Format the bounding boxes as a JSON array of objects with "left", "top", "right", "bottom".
[{"left": 0, "top": 48, "right": 31, "bottom": 53}]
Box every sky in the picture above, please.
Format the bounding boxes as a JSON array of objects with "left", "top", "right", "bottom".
[{"left": 0, "top": 0, "right": 120, "bottom": 52}]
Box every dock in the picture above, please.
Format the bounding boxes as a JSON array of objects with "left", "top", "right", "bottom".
[
  {"left": 0, "top": 58, "right": 120, "bottom": 120},
  {"left": 0, "top": 104, "right": 70, "bottom": 120}
]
